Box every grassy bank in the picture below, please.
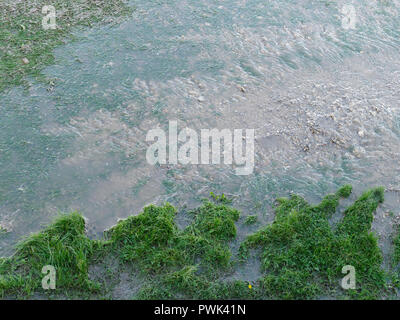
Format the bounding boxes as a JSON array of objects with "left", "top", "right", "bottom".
[
  {"left": 0, "top": 0, "right": 133, "bottom": 92},
  {"left": 1, "top": 185, "right": 399, "bottom": 300}
]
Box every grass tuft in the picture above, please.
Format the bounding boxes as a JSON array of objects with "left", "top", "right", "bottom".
[
  {"left": 240, "top": 186, "right": 385, "bottom": 299},
  {"left": 0, "top": 212, "right": 98, "bottom": 297}
]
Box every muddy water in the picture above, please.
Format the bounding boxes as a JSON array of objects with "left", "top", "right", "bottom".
[{"left": 1, "top": 0, "right": 400, "bottom": 270}]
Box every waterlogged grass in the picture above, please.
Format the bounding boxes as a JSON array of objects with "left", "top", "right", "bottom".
[
  {"left": 0, "top": 186, "right": 396, "bottom": 299},
  {"left": 240, "top": 185, "right": 385, "bottom": 299},
  {"left": 0, "top": 212, "right": 101, "bottom": 297},
  {"left": 0, "top": 0, "right": 133, "bottom": 92},
  {"left": 244, "top": 215, "right": 258, "bottom": 225},
  {"left": 391, "top": 225, "right": 400, "bottom": 289},
  {"left": 107, "top": 196, "right": 239, "bottom": 275},
  {"left": 0, "top": 225, "right": 7, "bottom": 235},
  {"left": 126, "top": 196, "right": 241, "bottom": 299}
]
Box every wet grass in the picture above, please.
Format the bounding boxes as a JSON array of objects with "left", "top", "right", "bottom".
[
  {"left": 0, "top": 226, "right": 7, "bottom": 234},
  {"left": 240, "top": 185, "right": 387, "bottom": 299},
  {"left": 0, "top": 186, "right": 397, "bottom": 299},
  {"left": 393, "top": 225, "right": 400, "bottom": 267},
  {"left": 0, "top": 0, "right": 133, "bottom": 92},
  {"left": 244, "top": 215, "right": 258, "bottom": 225},
  {"left": 106, "top": 196, "right": 240, "bottom": 299},
  {"left": 0, "top": 212, "right": 100, "bottom": 297},
  {"left": 391, "top": 225, "right": 400, "bottom": 290}
]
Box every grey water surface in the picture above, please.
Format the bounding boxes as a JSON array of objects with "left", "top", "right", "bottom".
[{"left": 1, "top": 1, "right": 400, "bottom": 263}]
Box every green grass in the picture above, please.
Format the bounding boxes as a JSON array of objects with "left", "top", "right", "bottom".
[
  {"left": 244, "top": 215, "right": 258, "bottom": 225},
  {"left": 0, "top": 225, "right": 7, "bottom": 235},
  {"left": 393, "top": 225, "right": 400, "bottom": 266},
  {"left": 106, "top": 196, "right": 240, "bottom": 299},
  {"left": 391, "top": 223, "right": 400, "bottom": 289},
  {"left": 107, "top": 195, "right": 239, "bottom": 275},
  {"left": 0, "top": 0, "right": 133, "bottom": 92},
  {"left": 239, "top": 185, "right": 385, "bottom": 299},
  {"left": 0, "top": 212, "right": 100, "bottom": 297},
  {"left": 0, "top": 186, "right": 395, "bottom": 299}
]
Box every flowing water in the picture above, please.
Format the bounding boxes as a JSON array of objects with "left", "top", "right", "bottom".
[{"left": 1, "top": 0, "right": 400, "bottom": 264}]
